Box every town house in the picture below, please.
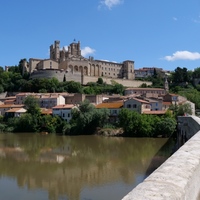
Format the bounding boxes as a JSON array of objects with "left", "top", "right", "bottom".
[{"left": 52, "top": 104, "right": 76, "bottom": 122}]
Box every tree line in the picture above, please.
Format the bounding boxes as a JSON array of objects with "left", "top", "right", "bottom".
[
  {"left": 0, "top": 60, "right": 124, "bottom": 95},
  {"left": 0, "top": 96, "right": 177, "bottom": 137},
  {"left": 1, "top": 60, "right": 200, "bottom": 98}
]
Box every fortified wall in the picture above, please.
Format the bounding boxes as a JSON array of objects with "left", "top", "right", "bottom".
[
  {"left": 30, "top": 69, "right": 152, "bottom": 87},
  {"left": 122, "top": 115, "right": 200, "bottom": 200}
]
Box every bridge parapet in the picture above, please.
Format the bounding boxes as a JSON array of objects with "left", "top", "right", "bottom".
[{"left": 122, "top": 116, "right": 200, "bottom": 200}]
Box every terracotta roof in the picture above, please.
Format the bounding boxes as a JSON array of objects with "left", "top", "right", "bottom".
[
  {"left": 52, "top": 104, "right": 75, "bottom": 109},
  {"left": 143, "top": 110, "right": 167, "bottom": 115},
  {"left": 6, "top": 108, "right": 26, "bottom": 113},
  {"left": 96, "top": 102, "right": 123, "bottom": 109},
  {"left": 125, "top": 88, "right": 165, "bottom": 91},
  {"left": 126, "top": 98, "right": 149, "bottom": 104},
  {"left": 0, "top": 105, "right": 13, "bottom": 108},
  {"left": 5, "top": 99, "right": 15, "bottom": 102},
  {"left": 11, "top": 104, "right": 24, "bottom": 108},
  {"left": 4, "top": 99, "right": 16, "bottom": 104},
  {"left": 40, "top": 108, "right": 52, "bottom": 114},
  {"left": 4, "top": 96, "right": 16, "bottom": 99},
  {"left": 16, "top": 93, "right": 33, "bottom": 96}
]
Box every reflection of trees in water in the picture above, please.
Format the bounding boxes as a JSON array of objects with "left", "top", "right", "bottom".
[
  {"left": 0, "top": 134, "right": 172, "bottom": 200},
  {"left": 145, "top": 137, "right": 176, "bottom": 177}
]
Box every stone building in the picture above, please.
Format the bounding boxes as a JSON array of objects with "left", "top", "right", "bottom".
[{"left": 27, "top": 40, "right": 135, "bottom": 82}]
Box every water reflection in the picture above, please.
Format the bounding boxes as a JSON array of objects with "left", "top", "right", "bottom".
[{"left": 0, "top": 133, "right": 174, "bottom": 200}]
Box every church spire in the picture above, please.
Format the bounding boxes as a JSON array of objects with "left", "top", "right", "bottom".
[{"left": 164, "top": 75, "right": 169, "bottom": 93}]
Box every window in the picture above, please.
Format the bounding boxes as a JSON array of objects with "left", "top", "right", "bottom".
[
  {"left": 127, "top": 104, "right": 131, "bottom": 108},
  {"left": 133, "top": 104, "right": 137, "bottom": 108},
  {"left": 63, "top": 113, "right": 65, "bottom": 117},
  {"left": 68, "top": 113, "right": 70, "bottom": 117},
  {"left": 113, "top": 110, "right": 117, "bottom": 114}
]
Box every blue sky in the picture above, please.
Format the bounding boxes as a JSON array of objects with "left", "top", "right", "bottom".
[{"left": 0, "top": 0, "right": 200, "bottom": 71}]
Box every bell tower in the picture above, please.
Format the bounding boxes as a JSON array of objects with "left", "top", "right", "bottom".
[{"left": 164, "top": 75, "right": 169, "bottom": 93}]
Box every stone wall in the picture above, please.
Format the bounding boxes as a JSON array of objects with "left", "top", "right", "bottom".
[
  {"left": 30, "top": 70, "right": 152, "bottom": 88},
  {"left": 83, "top": 76, "right": 152, "bottom": 87},
  {"left": 30, "top": 70, "right": 82, "bottom": 83},
  {"left": 122, "top": 116, "right": 200, "bottom": 200}
]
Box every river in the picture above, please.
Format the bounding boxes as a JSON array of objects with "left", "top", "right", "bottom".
[{"left": 0, "top": 133, "right": 175, "bottom": 200}]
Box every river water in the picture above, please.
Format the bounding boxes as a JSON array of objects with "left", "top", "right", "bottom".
[{"left": 0, "top": 133, "right": 175, "bottom": 200}]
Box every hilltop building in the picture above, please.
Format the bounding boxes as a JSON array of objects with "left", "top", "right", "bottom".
[{"left": 22, "top": 40, "right": 138, "bottom": 86}]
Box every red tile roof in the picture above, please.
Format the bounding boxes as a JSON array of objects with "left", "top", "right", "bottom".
[
  {"left": 52, "top": 104, "right": 75, "bottom": 109},
  {"left": 40, "top": 108, "right": 52, "bottom": 114},
  {"left": 96, "top": 102, "right": 123, "bottom": 109}
]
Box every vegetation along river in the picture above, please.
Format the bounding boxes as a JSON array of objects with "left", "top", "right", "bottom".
[{"left": 0, "top": 133, "right": 175, "bottom": 200}]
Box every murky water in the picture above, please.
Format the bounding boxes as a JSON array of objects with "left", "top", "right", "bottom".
[{"left": 0, "top": 133, "right": 175, "bottom": 200}]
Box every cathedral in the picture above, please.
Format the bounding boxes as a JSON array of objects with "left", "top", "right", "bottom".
[{"left": 25, "top": 40, "right": 135, "bottom": 82}]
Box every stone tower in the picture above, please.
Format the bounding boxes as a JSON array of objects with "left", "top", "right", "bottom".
[
  {"left": 67, "top": 40, "right": 81, "bottom": 58},
  {"left": 123, "top": 60, "right": 135, "bottom": 80},
  {"left": 50, "top": 40, "right": 60, "bottom": 61},
  {"left": 164, "top": 75, "right": 169, "bottom": 93}
]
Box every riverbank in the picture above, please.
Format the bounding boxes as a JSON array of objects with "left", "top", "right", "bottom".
[{"left": 95, "top": 127, "right": 124, "bottom": 137}]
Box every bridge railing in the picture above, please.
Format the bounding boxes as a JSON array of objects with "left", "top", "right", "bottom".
[{"left": 122, "top": 116, "right": 200, "bottom": 200}]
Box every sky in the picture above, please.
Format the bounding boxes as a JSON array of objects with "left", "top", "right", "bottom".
[{"left": 0, "top": 0, "right": 200, "bottom": 71}]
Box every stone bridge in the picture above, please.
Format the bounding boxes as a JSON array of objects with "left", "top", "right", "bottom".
[{"left": 122, "top": 115, "right": 200, "bottom": 200}]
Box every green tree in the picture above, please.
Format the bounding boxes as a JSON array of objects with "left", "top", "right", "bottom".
[
  {"left": 0, "top": 85, "right": 4, "bottom": 93},
  {"left": 0, "top": 67, "right": 4, "bottom": 73},
  {"left": 38, "top": 115, "right": 57, "bottom": 133},
  {"left": 192, "top": 67, "right": 200, "bottom": 78},
  {"left": 177, "top": 103, "right": 192, "bottom": 116},
  {"left": 137, "top": 114, "right": 157, "bottom": 137},
  {"left": 24, "top": 95, "right": 41, "bottom": 116},
  {"left": 97, "top": 77, "right": 103, "bottom": 84},
  {"left": 112, "top": 83, "right": 125, "bottom": 95},
  {"left": 13, "top": 113, "right": 37, "bottom": 132},
  {"left": 69, "top": 100, "right": 109, "bottom": 134},
  {"left": 63, "top": 74, "right": 66, "bottom": 82},
  {"left": 65, "top": 81, "right": 83, "bottom": 93},
  {"left": 154, "top": 117, "right": 176, "bottom": 137},
  {"left": 118, "top": 108, "right": 141, "bottom": 136},
  {"left": 171, "top": 67, "right": 190, "bottom": 84}
]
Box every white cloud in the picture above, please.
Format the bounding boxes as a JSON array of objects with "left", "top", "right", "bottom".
[
  {"left": 192, "top": 15, "right": 200, "bottom": 23},
  {"left": 193, "top": 19, "right": 200, "bottom": 23},
  {"left": 164, "top": 51, "right": 200, "bottom": 61},
  {"left": 99, "top": 0, "right": 123, "bottom": 10},
  {"left": 81, "top": 47, "right": 95, "bottom": 57}
]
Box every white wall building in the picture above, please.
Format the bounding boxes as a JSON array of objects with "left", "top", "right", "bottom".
[
  {"left": 52, "top": 104, "right": 76, "bottom": 122},
  {"left": 39, "top": 94, "right": 65, "bottom": 108}
]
